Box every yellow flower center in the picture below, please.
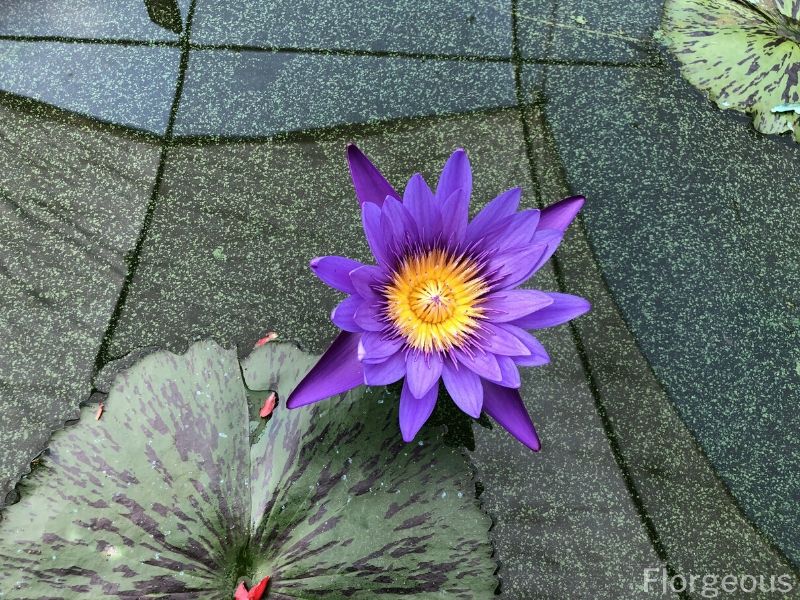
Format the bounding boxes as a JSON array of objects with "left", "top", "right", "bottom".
[{"left": 384, "top": 249, "right": 488, "bottom": 352}]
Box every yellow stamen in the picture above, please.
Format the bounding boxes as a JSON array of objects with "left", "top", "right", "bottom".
[{"left": 384, "top": 249, "right": 488, "bottom": 352}]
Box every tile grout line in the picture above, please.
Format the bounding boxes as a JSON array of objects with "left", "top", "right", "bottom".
[
  {"left": 510, "top": 0, "right": 690, "bottom": 596},
  {"left": 510, "top": 3, "right": 541, "bottom": 208},
  {"left": 93, "top": 0, "right": 198, "bottom": 374},
  {"left": 0, "top": 33, "right": 662, "bottom": 69},
  {"left": 0, "top": 34, "right": 180, "bottom": 47}
]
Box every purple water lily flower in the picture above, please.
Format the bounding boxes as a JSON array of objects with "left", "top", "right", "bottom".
[{"left": 287, "top": 145, "right": 590, "bottom": 451}]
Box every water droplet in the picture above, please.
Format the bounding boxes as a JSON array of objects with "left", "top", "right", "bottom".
[
  {"left": 218, "top": 432, "right": 228, "bottom": 438},
  {"left": 441, "top": 491, "right": 447, "bottom": 498}
]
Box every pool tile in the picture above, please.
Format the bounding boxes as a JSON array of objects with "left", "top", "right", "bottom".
[
  {"left": 191, "top": 0, "right": 512, "bottom": 57},
  {"left": 516, "top": 0, "right": 661, "bottom": 63},
  {"left": 0, "top": 0, "right": 191, "bottom": 40},
  {"left": 0, "top": 97, "right": 161, "bottom": 505},
  {"left": 522, "top": 63, "right": 800, "bottom": 566},
  {"left": 0, "top": 41, "right": 181, "bottom": 135},
  {"left": 174, "top": 50, "right": 516, "bottom": 138}
]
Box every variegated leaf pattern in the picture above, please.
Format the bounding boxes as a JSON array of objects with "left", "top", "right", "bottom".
[
  {"left": 0, "top": 341, "right": 496, "bottom": 599},
  {"left": 241, "top": 344, "right": 496, "bottom": 599},
  {"left": 661, "top": 0, "right": 800, "bottom": 141}
]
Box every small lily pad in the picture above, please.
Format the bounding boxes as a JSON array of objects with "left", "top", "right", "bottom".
[
  {"left": 661, "top": 0, "right": 800, "bottom": 141},
  {"left": 0, "top": 341, "right": 495, "bottom": 598}
]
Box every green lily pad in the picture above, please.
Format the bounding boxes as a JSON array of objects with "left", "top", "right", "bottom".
[
  {"left": 0, "top": 341, "right": 495, "bottom": 598},
  {"left": 661, "top": 0, "right": 800, "bottom": 141}
]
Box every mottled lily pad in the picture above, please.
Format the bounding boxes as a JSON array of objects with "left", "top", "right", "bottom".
[
  {"left": 661, "top": 0, "right": 800, "bottom": 141},
  {"left": 0, "top": 341, "right": 495, "bottom": 598}
]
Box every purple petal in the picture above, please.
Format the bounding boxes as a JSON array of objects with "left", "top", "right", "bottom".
[
  {"left": 504, "top": 324, "right": 550, "bottom": 367},
  {"left": 481, "top": 380, "right": 540, "bottom": 451},
  {"left": 331, "top": 295, "right": 362, "bottom": 332},
  {"left": 405, "top": 350, "right": 443, "bottom": 398},
  {"left": 464, "top": 187, "right": 521, "bottom": 245},
  {"left": 435, "top": 148, "right": 471, "bottom": 203},
  {"left": 287, "top": 331, "right": 364, "bottom": 408},
  {"left": 362, "top": 201, "right": 391, "bottom": 266},
  {"left": 381, "top": 196, "right": 417, "bottom": 252},
  {"left": 403, "top": 173, "right": 442, "bottom": 244},
  {"left": 399, "top": 378, "right": 438, "bottom": 442},
  {"left": 478, "top": 209, "right": 541, "bottom": 253},
  {"left": 350, "top": 265, "right": 383, "bottom": 300},
  {"left": 363, "top": 352, "right": 406, "bottom": 385},
  {"left": 512, "top": 292, "right": 591, "bottom": 329},
  {"left": 358, "top": 332, "right": 403, "bottom": 363},
  {"left": 347, "top": 143, "right": 400, "bottom": 207},
  {"left": 454, "top": 348, "right": 502, "bottom": 382},
  {"left": 483, "top": 289, "right": 554, "bottom": 323},
  {"left": 528, "top": 228, "right": 565, "bottom": 274},
  {"left": 441, "top": 361, "right": 483, "bottom": 418},
  {"left": 353, "top": 301, "right": 384, "bottom": 331},
  {"left": 310, "top": 256, "right": 365, "bottom": 294},
  {"left": 539, "top": 195, "right": 584, "bottom": 232},
  {"left": 487, "top": 241, "right": 551, "bottom": 290},
  {"left": 480, "top": 322, "right": 531, "bottom": 356},
  {"left": 495, "top": 355, "right": 521, "bottom": 388},
  {"left": 440, "top": 188, "right": 468, "bottom": 245}
]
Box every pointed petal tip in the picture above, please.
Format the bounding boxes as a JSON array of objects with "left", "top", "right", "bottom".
[
  {"left": 564, "top": 194, "right": 585, "bottom": 214},
  {"left": 481, "top": 380, "right": 541, "bottom": 451},
  {"left": 399, "top": 379, "right": 438, "bottom": 442},
  {"left": 345, "top": 141, "right": 362, "bottom": 155},
  {"left": 508, "top": 420, "right": 541, "bottom": 451},
  {"left": 401, "top": 429, "right": 417, "bottom": 443},
  {"left": 408, "top": 171, "right": 428, "bottom": 186},
  {"left": 286, "top": 331, "right": 364, "bottom": 409},
  {"left": 540, "top": 195, "right": 586, "bottom": 232},
  {"left": 511, "top": 292, "right": 591, "bottom": 330},
  {"left": 525, "top": 435, "right": 541, "bottom": 452},
  {"left": 347, "top": 144, "right": 399, "bottom": 207},
  {"left": 285, "top": 390, "right": 314, "bottom": 409}
]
